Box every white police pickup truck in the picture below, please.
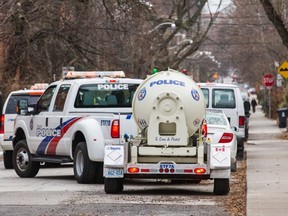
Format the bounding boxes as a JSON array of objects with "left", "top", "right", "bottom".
[{"left": 12, "top": 71, "right": 143, "bottom": 184}]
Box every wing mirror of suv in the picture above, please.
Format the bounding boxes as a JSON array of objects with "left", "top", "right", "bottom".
[
  {"left": 17, "top": 99, "right": 28, "bottom": 115},
  {"left": 17, "top": 99, "right": 36, "bottom": 115}
]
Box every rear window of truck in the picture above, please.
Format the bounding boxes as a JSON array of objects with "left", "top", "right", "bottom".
[
  {"left": 212, "top": 89, "right": 236, "bottom": 109},
  {"left": 5, "top": 94, "right": 41, "bottom": 114},
  {"left": 74, "top": 83, "right": 139, "bottom": 108}
]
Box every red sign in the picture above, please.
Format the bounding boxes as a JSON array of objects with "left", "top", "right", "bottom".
[{"left": 262, "top": 74, "right": 275, "bottom": 88}]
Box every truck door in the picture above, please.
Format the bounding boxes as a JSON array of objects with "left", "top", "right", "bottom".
[
  {"left": 28, "top": 85, "right": 57, "bottom": 155},
  {"left": 46, "top": 84, "right": 71, "bottom": 156}
]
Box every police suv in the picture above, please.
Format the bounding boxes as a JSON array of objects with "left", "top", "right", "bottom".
[
  {"left": 13, "top": 71, "right": 143, "bottom": 184},
  {"left": 0, "top": 84, "right": 47, "bottom": 169}
]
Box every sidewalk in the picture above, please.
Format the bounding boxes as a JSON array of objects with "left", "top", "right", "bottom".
[{"left": 247, "top": 105, "right": 288, "bottom": 215}]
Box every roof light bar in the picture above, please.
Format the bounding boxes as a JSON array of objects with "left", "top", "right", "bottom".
[
  {"left": 30, "top": 83, "right": 49, "bottom": 90},
  {"left": 64, "top": 71, "right": 125, "bottom": 79}
]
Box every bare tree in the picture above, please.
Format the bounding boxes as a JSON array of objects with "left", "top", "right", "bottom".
[
  {"left": 259, "top": 0, "right": 288, "bottom": 49},
  {"left": 0, "top": 0, "right": 220, "bottom": 98}
]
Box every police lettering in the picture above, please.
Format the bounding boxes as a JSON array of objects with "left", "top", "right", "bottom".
[
  {"left": 97, "top": 84, "right": 129, "bottom": 90},
  {"left": 36, "top": 128, "right": 61, "bottom": 137},
  {"left": 150, "top": 80, "right": 185, "bottom": 87}
]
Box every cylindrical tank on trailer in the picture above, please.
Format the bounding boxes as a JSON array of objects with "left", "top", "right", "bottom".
[{"left": 133, "top": 69, "right": 206, "bottom": 137}]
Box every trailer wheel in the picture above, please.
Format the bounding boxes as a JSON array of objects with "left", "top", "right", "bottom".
[
  {"left": 213, "top": 178, "right": 230, "bottom": 195},
  {"left": 13, "top": 139, "right": 40, "bottom": 177},
  {"left": 74, "top": 142, "right": 100, "bottom": 184},
  {"left": 3, "top": 150, "right": 13, "bottom": 169},
  {"left": 104, "top": 178, "right": 123, "bottom": 194}
]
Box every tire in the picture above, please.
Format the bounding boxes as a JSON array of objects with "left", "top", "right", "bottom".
[
  {"left": 12, "top": 140, "right": 40, "bottom": 178},
  {"left": 3, "top": 150, "right": 13, "bottom": 169},
  {"left": 93, "top": 162, "right": 104, "bottom": 184},
  {"left": 236, "top": 149, "right": 244, "bottom": 160},
  {"left": 73, "top": 142, "right": 103, "bottom": 184},
  {"left": 236, "top": 140, "right": 244, "bottom": 160},
  {"left": 104, "top": 178, "right": 123, "bottom": 194},
  {"left": 231, "top": 160, "right": 237, "bottom": 172},
  {"left": 213, "top": 178, "right": 230, "bottom": 195}
]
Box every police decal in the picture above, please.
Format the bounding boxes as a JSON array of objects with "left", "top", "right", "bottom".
[
  {"left": 138, "top": 87, "right": 146, "bottom": 101},
  {"left": 191, "top": 89, "right": 200, "bottom": 101},
  {"left": 97, "top": 84, "right": 128, "bottom": 90},
  {"left": 36, "top": 126, "right": 61, "bottom": 137}
]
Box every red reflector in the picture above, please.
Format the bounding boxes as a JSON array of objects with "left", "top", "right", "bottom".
[
  {"left": 141, "top": 169, "right": 149, "bottom": 172},
  {"left": 202, "top": 121, "right": 207, "bottom": 137},
  {"left": 159, "top": 168, "right": 164, "bottom": 173},
  {"left": 219, "top": 132, "right": 234, "bottom": 143},
  {"left": 184, "top": 169, "right": 193, "bottom": 173},
  {"left": 165, "top": 168, "right": 169, "bottom": 173},
  {"left": 194, "top": 168, "right": 206, "bottom": 174},
  {"left": 108, "top": 80, "right": 117, "bottom": 83},
  {"left": 111, "top": 119, "right": 120, "bottom": 138},
  {"left": 128, "top": 167, "right": 139, "bottom": 173},
  {"left": 170, "top": 168, "right": 175, "bottom": 173},
  {"left": 239, "top": 116, "right": 245, "bottom": 128},
  {"left": 0, "top": 115, "right": 4, "bottom": 134}
]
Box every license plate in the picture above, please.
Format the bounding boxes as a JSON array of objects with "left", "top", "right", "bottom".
[
  {"left": 159, "top": 164, "right": 175, "bottom": 169},
  {"left": 105, "top": 168, "right": 124, "bottom": 178}
]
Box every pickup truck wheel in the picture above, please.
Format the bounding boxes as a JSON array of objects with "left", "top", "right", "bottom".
[
  {"left": 93, "top": 162, "right": 104, "bottom": 184},
  {"left": 213, "top": 178, "right": 230, "bottom": 195},
  {"left": 12, "top": 140, "right": 40, "bottom": 177},
  {"left": 74, "top": 142, "right": 98, "bottom": 184},
  {"left": 3, "top": 150, "right": 13, "bottom": 169},
  {"left": 104, "top": 178, "right": 123, "bottom": 194}
]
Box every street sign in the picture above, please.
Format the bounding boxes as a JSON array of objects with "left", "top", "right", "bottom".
[
  {"left": 262, "top": 74, "right": 275, "bottom": 89},
  {"left": 277, "top": 61, "right": 288, "bottom": 79}
]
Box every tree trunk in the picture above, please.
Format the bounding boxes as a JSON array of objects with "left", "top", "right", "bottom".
[{"left": 259, "top": 0, "right": 288, "bottom": 49}]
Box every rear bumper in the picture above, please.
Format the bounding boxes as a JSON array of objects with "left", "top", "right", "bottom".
[{"left": 0, "top": 140, "right": 13, "bottom": 151}]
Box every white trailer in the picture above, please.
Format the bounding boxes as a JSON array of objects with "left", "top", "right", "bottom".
[{"left": 104, "top": 69, "right": 231, "bottom": 195}]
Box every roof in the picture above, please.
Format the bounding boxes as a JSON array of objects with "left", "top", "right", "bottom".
[
  {"left": 50, "top": 77, "right": 143, "bottom": 86},
  {"left": 198, "top": 82, "right": 238, "bottom": 88}
]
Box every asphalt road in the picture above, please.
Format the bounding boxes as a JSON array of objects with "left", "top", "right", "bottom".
[{"left": 0, "top": 160, "right": 233, "bottom": 216}]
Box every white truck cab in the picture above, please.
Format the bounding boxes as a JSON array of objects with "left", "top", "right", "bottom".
[{"left": 12, "top": 71, "right": 143, "bottom": 183}]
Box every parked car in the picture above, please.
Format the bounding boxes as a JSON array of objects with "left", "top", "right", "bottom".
[
  {"left": 0, "top": 84, "right": 47, "bottom": 169},
  {"left": 206, "top": 109, "right": 237, "bottom": 172},
  {"left": 198, "top": 82, "right": 245, "bottom": 160}
]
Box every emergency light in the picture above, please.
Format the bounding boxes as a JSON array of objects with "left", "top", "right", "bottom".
[
  {"left": 64, "top": 71, "right": 126, "bottom": 79},
  {"left": 30, "top": 83, "right": 49, "bottom": 90}
]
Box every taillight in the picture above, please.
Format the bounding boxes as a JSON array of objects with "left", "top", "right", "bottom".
[
  {"left": 202, "top": 121, "right": 207, "bottom": 137},
  {"left": 194, "top": 168, "right": 206, "bottom": 174},
  {"left": 128, "top": 167, "right": 139, "bottom": 173},
  {"left": 111, "top": 119, "right": 120, "bottom": 138},
  {"left": 239, "top": 116, "right": 245, "bottom": 128},
  {"left": 219, "top": 132, "right": 234, "bottom": 143},
  {"left": 0, "top": 114, "right": 4, "bottom": 134}
]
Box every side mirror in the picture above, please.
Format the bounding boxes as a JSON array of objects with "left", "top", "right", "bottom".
[{"left": 17, "top": 99, "right": 28, "bottom": 115}]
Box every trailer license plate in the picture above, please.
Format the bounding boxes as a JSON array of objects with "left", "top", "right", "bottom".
[{"left": 106, "top": 168, "right": 124, "bottom": 178}]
